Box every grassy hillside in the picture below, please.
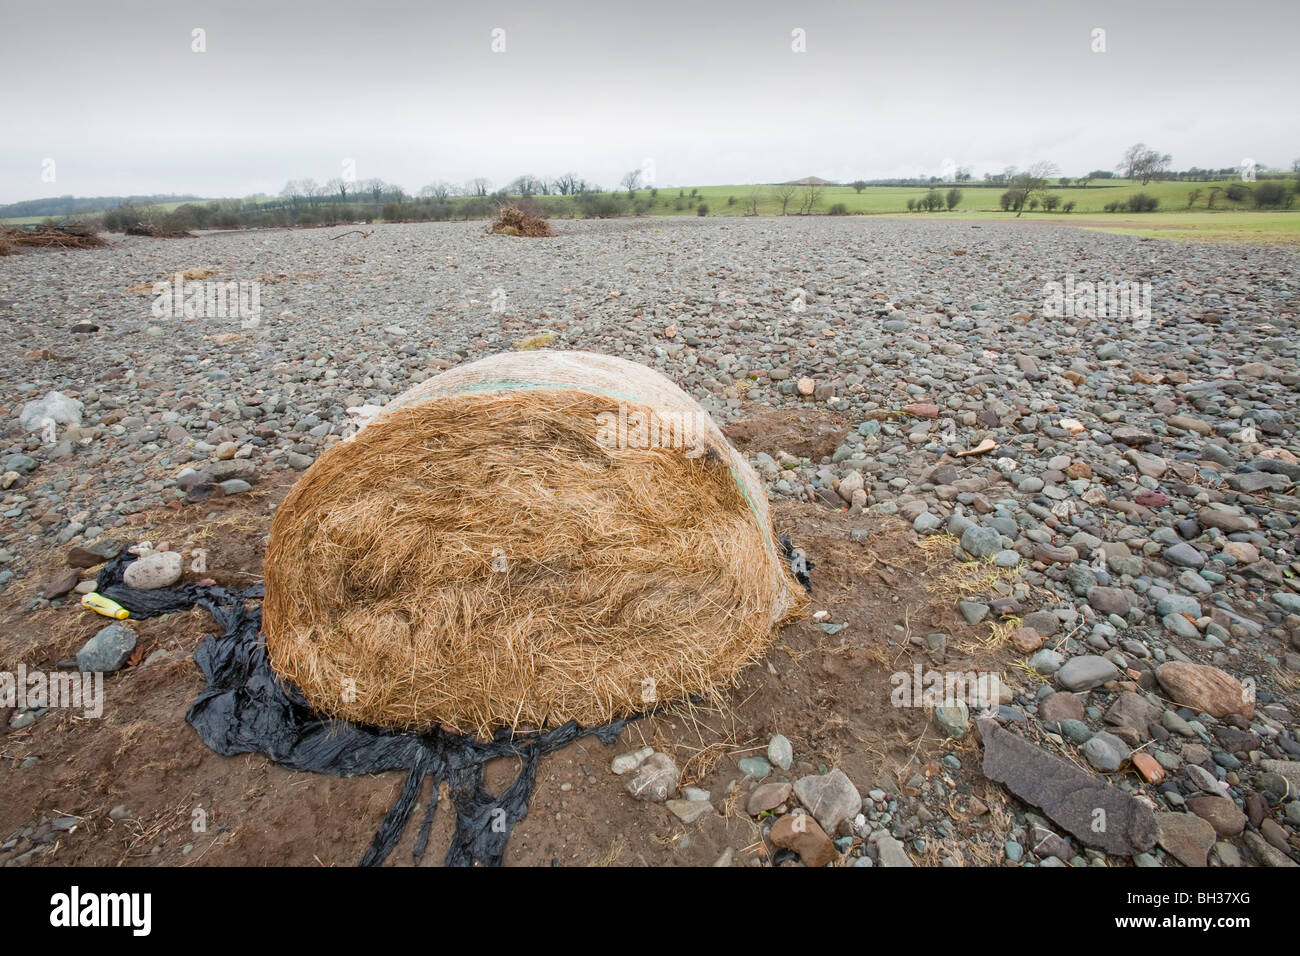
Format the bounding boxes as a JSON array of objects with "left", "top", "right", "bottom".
[{"left": 1, "top": 200, "right": 197, "bottom": 226}]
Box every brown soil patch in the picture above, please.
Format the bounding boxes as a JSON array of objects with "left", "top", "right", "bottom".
[
  {"left": 1, "top": 447, "right": 1018, "bottom": 868},
  {"left": 723, "top": 406, "right": 850, "bottom": 463}
]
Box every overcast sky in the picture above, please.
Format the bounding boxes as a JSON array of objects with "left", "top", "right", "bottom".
[{"left": 2, "top": 0, "right": 1297, "bottom": 203}]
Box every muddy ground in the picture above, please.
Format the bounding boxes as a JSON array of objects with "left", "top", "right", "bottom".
[{"left": 0, "top": 410, "right": 1020, "bottom": 867}]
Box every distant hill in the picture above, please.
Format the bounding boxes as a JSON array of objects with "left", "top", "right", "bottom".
[
  {"left": 0, "top": 194, "right": 203, "bottom": 220},
  {"left": 782, "top": 176, "right": 835, "bottom": 186}
]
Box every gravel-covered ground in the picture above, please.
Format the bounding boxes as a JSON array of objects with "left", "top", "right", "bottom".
[{"left": 2, "top": 215, "right": 1299, "bottom": 867}]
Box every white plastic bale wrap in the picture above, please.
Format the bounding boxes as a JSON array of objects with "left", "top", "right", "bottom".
[{"left": 362, "top": 350, "right": 798, "bottom": 624}]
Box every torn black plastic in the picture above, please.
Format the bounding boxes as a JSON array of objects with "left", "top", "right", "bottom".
[
  {"left": 779, "top": 534, "right": 814, "bottom": 593},
  {"left": 95, "top": 550, "right": 628, "bottom": 867}
]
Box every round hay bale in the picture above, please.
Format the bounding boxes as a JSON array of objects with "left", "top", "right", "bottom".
[{"left": 264, "top": 350, "right": 804, "bottom": 735}]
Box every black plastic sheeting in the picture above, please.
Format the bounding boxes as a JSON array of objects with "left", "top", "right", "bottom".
[
  {"left": 779, "top": 535, "right": 814, "bottom": 593},
  {"left": 94, "top": 549, "right": 629, "bottom": 867}
]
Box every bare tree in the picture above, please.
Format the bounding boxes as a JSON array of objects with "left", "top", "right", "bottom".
[
  {"left": 552, "top": 172, "right": 581, "bottom": 195},
  {"left": 279, "top": 179, "right": 304, "bottom": 209},
  {"left": 507, "top": 174, "right": 543, "bottom": 196},
  {"left": 467, "top": 177, "right": 492, "bottom": 197},
  {"left": 357, "top": 178, "right": 385, "bottom": 204},
  {"left": 299, "top": 177, "right": 320, "bottom": 207},
  {"left": 772, "top": 182, "right": 798, "bottom": 215},
  {"left": 798, "top": 182, "right": 823, "bottom": 215},
  {"left": 620, "top": 169, "right": 642, "bottom": 196},
  {"left": 326, "top": 177, "right": 349, "bottom": 201},
  {"left": 419, "top": 181, "right": 451, "bottom": 202},
  {"left": 744, "top": 186, "right": 764, "bottom": 216},
  {"left": 1119, "top": 143, "right": 1172, "bottom": 184},
  {"left": 1120, "top": 144, "right": 1144, "bottom": 180}
]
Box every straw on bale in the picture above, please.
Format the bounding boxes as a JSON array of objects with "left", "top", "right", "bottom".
[{"left": 264, "top": 350, "right": 803, "bottom": 736}]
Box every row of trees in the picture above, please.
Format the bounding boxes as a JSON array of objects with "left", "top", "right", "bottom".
[
  {"left": 987, "top": 171, "right": 1103, "bottom": 188},
  {"left": 102, "top": 172, "right": 1295, "bottom": 235},
  {"left": 278, "top": 177, "right": 837, "bottom": 219},
  {"left": 907, "top": 189, "right": 963, "bottom": 212},
  {"left": 280, "top": 177, "right": 404, "bottom": 206},
  {"left": 277, "top": 145, "right": 1295, "bottom": 216},
  {"left": 277, "top": 172, "right": 606, "bottom": 208},
  {"left": 96, "top": 148, "right": 1300, "bottom": 234},
  {"left": 1116, "top": 144, "right": 1299, "bottom": 185},
  {"left": 1104, "top": 193, "right": 1159, "bottom": 213},
  {"left": 847, "top": 168, "right": 974, "bottom": 190},
  {"left": 1187, "top": 181, "right": 1297, "bottom": 209},
  {"left": 505, "top": 172, "right": 599, "bottom": 196},
  {"left": 903, "top": 147, "right": 1298, "bottom": 189}
]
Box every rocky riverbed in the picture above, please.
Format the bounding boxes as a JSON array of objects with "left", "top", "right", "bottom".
[{"left": 2, "top": 216, "right": 1299, "bottom": 867}]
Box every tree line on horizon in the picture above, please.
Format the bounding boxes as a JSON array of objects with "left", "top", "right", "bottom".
[{"left": 19, "top": 144, "right": 1299, "bottom": 232}]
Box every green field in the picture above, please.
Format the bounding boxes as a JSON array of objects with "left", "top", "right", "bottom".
[
  {"left": 597, "top": 178, "right": 1300, "bottom": 243},
  {"left": 1002, "top": 211, "right": 1300, "bottom": 244},
  {"left": 633, "top": 178, "right": 1292, "bottom": 215}
]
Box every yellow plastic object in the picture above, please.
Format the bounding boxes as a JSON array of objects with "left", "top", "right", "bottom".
[{"left": 81, "top": 592, "right": 129, "bottom": 620}]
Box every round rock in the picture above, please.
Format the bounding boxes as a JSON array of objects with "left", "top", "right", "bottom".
[{"left": 123, "top": 550, "right": 183, "bottom": 590}]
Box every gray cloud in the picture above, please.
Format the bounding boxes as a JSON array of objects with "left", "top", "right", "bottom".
[{"left": 2, "top": 0, "right": 1296, "bottom": 202}]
